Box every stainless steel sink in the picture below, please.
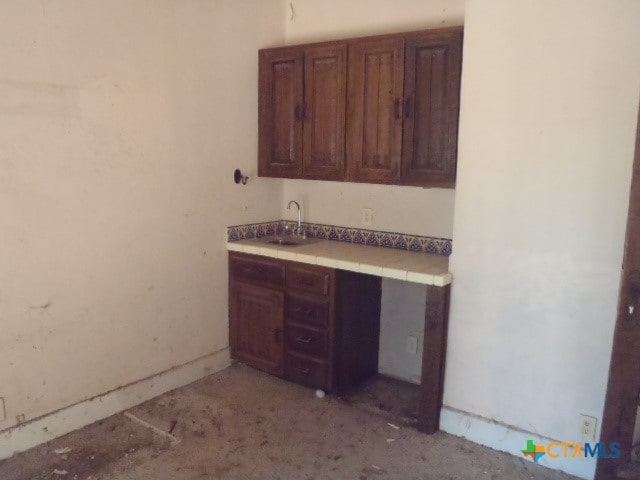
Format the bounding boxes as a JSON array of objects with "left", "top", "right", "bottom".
[{"left": 255, "top": 235, "right": 317, "bottom": 247}]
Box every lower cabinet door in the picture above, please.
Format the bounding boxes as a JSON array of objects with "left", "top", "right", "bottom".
[{"left": 230, "top": 282, "right": 284, "bottom": 376}]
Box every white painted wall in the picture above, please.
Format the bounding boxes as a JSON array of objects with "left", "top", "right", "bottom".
[
  {"left": 446, "top": 1, "right": 640, "bottom": 477},
  {"left": 282, "top": 180, "right": 454, "bottom": 239},
  {"left": 0, "top": 0, "right": 285, "bottom": 434},
  {"left": 378, "top": 279, "right": 426, "bottom": 384}
]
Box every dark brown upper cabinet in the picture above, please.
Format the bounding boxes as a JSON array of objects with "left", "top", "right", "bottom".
[
  {"left": 401, "top": 29, "right": 463, "bottom": 188},
  {"left": 259, "top": 43, "right": 347, "bottom": 180},
  {"left": 303, "top": 44, "right": 347, "bottom": 180},
  {"left": 346, "top": 37, "right": 404, "bottom": 184},
  {"left": 258, "top": 47, "right": 304, "bottom": 178},
  {"left": 258, "top": 26, "right": 463, "bottom": 188}
]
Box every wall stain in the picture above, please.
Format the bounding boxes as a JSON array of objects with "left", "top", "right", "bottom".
[
  {"left": 29, "top": 301, "right": 52, "bottom": 311},
  {"left": 0, "top": 76, "right": 80, "bottom": 117}
]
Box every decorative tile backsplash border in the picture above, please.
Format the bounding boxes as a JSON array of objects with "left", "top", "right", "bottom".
[{"left": 227, "top": 221, "right": 452, "bottom": 256}]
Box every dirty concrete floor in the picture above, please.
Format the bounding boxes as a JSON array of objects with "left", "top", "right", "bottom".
[
  {"left": 342, "top": 375, "right": 421, "bottom": 426},
  {"left": 0, "top": 364, "right": 580, "bottom": 480}
]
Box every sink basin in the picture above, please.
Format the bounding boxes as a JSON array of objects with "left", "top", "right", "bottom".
[
  {"left": 255, "top": 235, "right": 317, "bottom": 247},
  {"left": 268, "top": 238, "right": 301, "bottom": 246}
]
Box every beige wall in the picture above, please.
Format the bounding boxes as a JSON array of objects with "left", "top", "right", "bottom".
[
  {"left": 281, "top": 0, "right": 464, "bottom": 239},
  {"left": 447, "top": 0, "right": 640, "bottom": 476},
  {"left": 0, "top": 0, "right": 284, "bottom": 431}
]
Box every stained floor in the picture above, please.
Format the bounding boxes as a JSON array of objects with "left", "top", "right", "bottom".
[{"left": 0, "top": 364, "right": 579, "bottom": 480}]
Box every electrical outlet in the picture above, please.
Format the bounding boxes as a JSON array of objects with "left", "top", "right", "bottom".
[
  {"left": 0, "top": 397, "right": 5, "bottom": 422},
  {"left": 361, "top": 208, "right": 373, "bottom": 226},
  {"left": 579, "top": 414, "right": 597, "bottom": 442},
  {"left": 16, "top": 413, "right": 25, "bottom": 424},
  {"left": 406, "top": 336, "right": 418, "bottom": 355}
]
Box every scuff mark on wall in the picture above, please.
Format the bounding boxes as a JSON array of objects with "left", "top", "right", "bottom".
[
  {"left": 29, "top": 301, "right": 52, "bottom": 311},
  {"left": 0, "top": 77, "right": 80, "bottom": 117}
]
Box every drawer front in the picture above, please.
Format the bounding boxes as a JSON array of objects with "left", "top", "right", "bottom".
[
  {"left": 284, "top": 353, "right": 328, "bottom": 390},
  {"left": 230, "top": 255, "right": 285, "bottom": 287},
  {"left": 285, "top": 294, "right": 329, "bottom": 329},
  {"left": 286, "top": 265, "right": 330, "bottom": 296},
  {"left": 285, "top": 324, "right": 328, "bottom": 358}
]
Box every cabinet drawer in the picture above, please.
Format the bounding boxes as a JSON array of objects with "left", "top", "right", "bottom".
[
  {"left": 285, "top": 324, "right": 328, "bottom": 358},
  {"left": 230, "top": 255, "right": 284, "bottom": 287},
  {"left": 284, "top": 353, "right": 328, "bottom": 390},
  {"left": 286, "top": 265, "right": 330, "bottom": 296},
  {"left": 285, "top": 294, "right": 329, "bottom": 329}
]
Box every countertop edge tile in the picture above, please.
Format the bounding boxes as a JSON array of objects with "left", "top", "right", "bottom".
[
  {"left": 244, "top": 245, "right": 262, "bottom": 256},
  {"left": 407, "top": 271, "right": 435, "bottom": 285},
  {"left": 336, "top": 260, "right": 360, "bottom": 273},
  {"left": 433, "top": 273, "right": 453, "bottom": 287},
  {"left": 226, "top": 241, "right": 451, "bottom": 287},
  {"left": 295, "top": 253, "right": 318, "bottom": 265},
  {"left": 277, "top": 250, "right": 298, "bottom": 261},
  {"left": 381, "top": 267, "right": 408, "bottom": 281},
  {"left": 258, "top": 246, "right": 280, "bottom": 258},
  {"left": 316, "top": 256, "right": 338, "bottom": 268},
  {"left": 227, "top": 243, "right": 245, "bottom": 253},
  {"left": 359, "top": 263, "right": 384, "bottom": 276}
]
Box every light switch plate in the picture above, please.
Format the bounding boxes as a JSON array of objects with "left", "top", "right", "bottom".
[{"left": 0, "top": 397, "right": 5, "bottom": 422}]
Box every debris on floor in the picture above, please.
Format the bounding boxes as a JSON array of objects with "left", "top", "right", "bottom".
[{"left": 0, "top": 365, "right": 579, "bottom": 480}]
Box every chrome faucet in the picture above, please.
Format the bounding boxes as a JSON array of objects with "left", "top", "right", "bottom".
[{"left": 287, "top": 200, "right": 304, "bottom": 238}]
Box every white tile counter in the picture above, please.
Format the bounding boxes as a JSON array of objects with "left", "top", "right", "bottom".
[{"left": 227, "top": 238, "right": 451, "bottom": 287}]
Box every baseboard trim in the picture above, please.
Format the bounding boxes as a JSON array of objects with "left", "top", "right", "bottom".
[
  {"left": 440, "top": 406, "right": 596, "bottom": 480},
  {"left": 0, "top": 348, "right": 230, "bottom": 460}
]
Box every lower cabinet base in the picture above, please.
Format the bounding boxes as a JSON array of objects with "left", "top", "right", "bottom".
[{"left": 229, "top": 252, "right": 451, "bottom": 435}]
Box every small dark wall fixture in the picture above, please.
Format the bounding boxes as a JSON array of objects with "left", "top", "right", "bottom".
[{"left": 234, "top": 169, "right": 249, "bottom": 185}]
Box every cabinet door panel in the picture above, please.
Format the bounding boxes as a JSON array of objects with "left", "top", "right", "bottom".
[
  {"left": 303, "top": 44, "right": 347, "bottom": 180},
  {"left": 402, "top": 29, "right": 462, "bottom": 187},
  {"left": 230, "top": 282, "right": 284, "bottom": 376},
  {"left": 347, "top": 38, "right": 404, "bottom": 183},
  {"left": 258, "top": 47, "right": 304, "bottom": 178}
]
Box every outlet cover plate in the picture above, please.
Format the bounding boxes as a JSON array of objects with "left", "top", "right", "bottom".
[
  {"left": 406, "top": 336, "right": 418, "bottom": 355},
  {"left": 579, "top": 414, "right": 597, "bottom": 442}
]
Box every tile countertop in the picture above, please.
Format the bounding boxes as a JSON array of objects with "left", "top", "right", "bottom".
[{"left": 227, "top": 238, "right": 451, "bottom": 287}]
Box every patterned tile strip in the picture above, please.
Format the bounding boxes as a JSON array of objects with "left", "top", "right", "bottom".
[{"left": 227, "top": 220, "right": 452, "bottom": 256}]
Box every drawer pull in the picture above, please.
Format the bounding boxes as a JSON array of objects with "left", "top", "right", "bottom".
[
  {"left": 296, "top": 366, "right": 310, "bottom": 375},
  {"left": 293, "top": 307, "right": 313, "bottom": 316},
  {"left": 295, "top": 336, "right": 312, "bottom": 345},
  {"left": 301, "top": 278, "right": 315, "bottom": 286}
]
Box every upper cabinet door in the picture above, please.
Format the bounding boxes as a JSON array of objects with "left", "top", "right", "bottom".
[
  {"left": 401, "top": 29, "right": 463, "bottom": 188},
  {"left": 346, "top": 37, "right": 405, "bottom": 184},
  {"left": 302, "top": 44, "right": 347, "bottom": 180},
  {"left": 258, "top": 47, "right": 304, "bottom": 178}
]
